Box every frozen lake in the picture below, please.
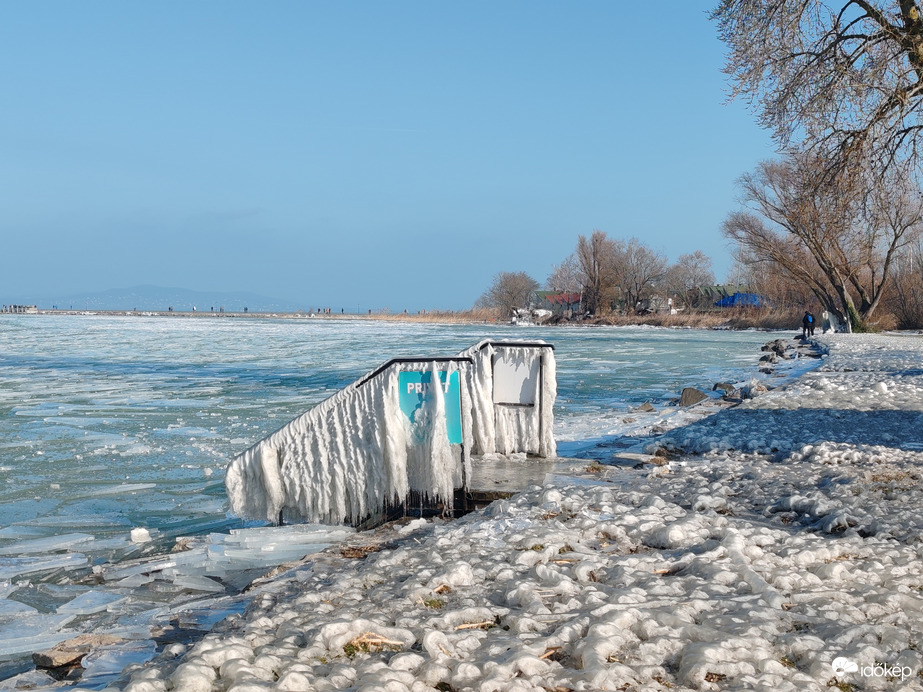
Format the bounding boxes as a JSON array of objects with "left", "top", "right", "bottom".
[{"left": 0, "top": 315, "right": 777, "bottom": 681}]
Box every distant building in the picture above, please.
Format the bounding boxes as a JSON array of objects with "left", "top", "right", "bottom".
[
  {"left": 636, "top": 295, "right": 676, "bottom": 314},
  {"left": 534, "top": 291, "right": 582, "bottom": 317},
  {"left": 1, "top": 305, "right": 38, "bottom": 314}
]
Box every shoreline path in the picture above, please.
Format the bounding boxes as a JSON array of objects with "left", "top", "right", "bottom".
[{"left": 118, "top": 334, "right": 923, "bottom": 692}]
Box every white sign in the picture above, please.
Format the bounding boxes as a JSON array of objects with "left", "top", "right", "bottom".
[{"left": 492, "top": 354, "right": 540, "bottom": 405}]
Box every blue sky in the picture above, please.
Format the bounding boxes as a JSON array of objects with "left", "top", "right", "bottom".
[{"left": 1, "top": 2, "right": 776, "bottom": 311}]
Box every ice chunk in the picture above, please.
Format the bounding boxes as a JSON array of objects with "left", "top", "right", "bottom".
[
  {"left": 0, "top": 614, "right": 76, "bottom": 657},
  {"left": 169, "top": 598, "right": 247, "bottom": 630},
  {"left": 79, "top": 640, "right": 158, "bottom": 688},
  {"left": 0, "top": 525, "right": 47, "bottom": 539},
  {"left": 111, "top": 573, "right": 155, "bottom": 588},
  {"left": 0, "top": 598, "right": 38, "bottom": 619},
  {"left": 116, "top": 607, "right": 170, "bottom": 631},
  {"left": 86, "top": 483, "right": 157, "bottom": 496},
  {"left": 0, "top": 554, "right": 88, "bottom": 580},
  {"left": 0, "top": 670, "right": 59, "bottom": 689},
  {"left": 0, "top": 533, "right": 94, "bottom": 555},
  {"left": 57, "top": 590, "right": 126, "bottom": 615},
  {"left": 170, "top": 575, "right": 225, "bottom": 593},
  {"left": 26, "top": 512, "right": 130, "bottom": 528},
  {"left": 81, "top": 535, "right": 134, "bottom": 553},
  {"left": 131, "top": 528, "right": 152, "bottom": 543}
]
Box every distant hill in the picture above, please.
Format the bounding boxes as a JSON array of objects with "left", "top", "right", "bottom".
[{"left": 39, "top": 285, "right": 306, "bottom": 313}]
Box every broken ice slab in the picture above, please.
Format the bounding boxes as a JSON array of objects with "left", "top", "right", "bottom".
[
  {"left": 18, "top": 584, "right": 93, "bottom": 614},
  {"left": 115, "top": 607, "right": 170, "bottom": 630},
  {"left": 100, "top": 555, "right": 185, "bottom": 582},
  {"left": 174, "top": 524, "right": 352, "bottom": 550},
  {"left": 221, "top": 568, "right": 273, "bottom": 593},
  {"left": 0, "top": 614, "right": 76, "bottom": 657},
  {"left": 79, "top": 483, "right": 157, "bottom": 497},
  {"left": 110, "top": 573, "right": 155, "bottom": 588},
  {"left": 90, "top": 524, "right": 351, "bottom": 609},
  {"left": 149, "top": 515, "right": 241, "bottom": 542},
  {"left": 82, "top": 536, "right": 134, "bottom": 553},
  {"left": 210, "top": 544, "right": 330, "bottom": 567},
  {"left": 165, "top": 497, "right": 228, "bottom": 517},
  {"left": 169, "top": 596, "right": 248, "bottom": 631},
  {"left": 0, "top": 670, "right": 58, "bottom": 690},
  {"left": 0, "top": 532, "right": 95, "bottom": 555},
  {"left": 169, "top": 575, "right": 225, "bottom": 593},
  {"left": 0, "top": 525, "right": 47, "bottom": 539},
  {"left": 78, "top": 640, "right": 158, "bottom": 689},
  {"left": 0, "top": 554, "right": 88, "bottom": 580},
  {"left": 0, "top": 598, "right": 38, "bottom": 619},
  {"left": 191, "top": 524, "right": 351, "bottom": 571},
  {"left": 197, "top": 525, "right": 352, "bottom": 560},
  {"left": 57, "top": 590, "right": 126, "bottom": 615},
  {"left": 23, "top": 512, "right": 130, "bottom": 528}
]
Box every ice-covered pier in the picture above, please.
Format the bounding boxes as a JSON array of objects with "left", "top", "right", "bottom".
[{"left": 225, "top": 340, "right": 557, "bottom": 527}]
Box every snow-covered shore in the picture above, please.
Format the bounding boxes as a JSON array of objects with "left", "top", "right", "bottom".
[{"left": 101, "top": 334, "right": 923, "bottom": 690}]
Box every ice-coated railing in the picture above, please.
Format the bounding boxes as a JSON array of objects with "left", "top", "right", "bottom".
[{"left": 225, "top": 340, "right": 555, "bottom": 526}]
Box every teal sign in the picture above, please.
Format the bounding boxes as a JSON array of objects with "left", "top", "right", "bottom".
[{"left": 398, "top": 370, "right": 462, "bottom": 444}]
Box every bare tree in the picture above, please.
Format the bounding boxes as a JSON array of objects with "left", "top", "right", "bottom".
[
  {"left": 614, "top": 238, "right": 669, "bottom": 313},
  {"left": 889, "top": 238, "right": 923, "bottom": 327},
  {"left": 663, "top": 251, "right": 716, "bottom": 309},
  {"left": 475, "top": 271, "right": 539, "bottom": 318},
  {"left": 714, "top": 0, "right": 923, "bottom": 172},
  {"left": 724, "top": 154, "right": 923, "bottom": 328},
  {"left": 725, "top": 209, "right": 842, "bottom": 313},
  {"left": 576, "top": 231, "right": 620, "bottom": 315},
  {"left": 546, "top": 253, "right": 583, "bottom": 294},
  {"left": 731, "top": 255, "right": 820, "bottom": 311}
]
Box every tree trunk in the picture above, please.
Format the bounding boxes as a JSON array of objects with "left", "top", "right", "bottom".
[{"left": 834, "top": 282, "right": 862, "bottom": 331}]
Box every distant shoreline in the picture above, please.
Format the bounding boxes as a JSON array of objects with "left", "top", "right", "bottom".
[
  {"left": 9, "top": 307, "right": 806, "bottom": 330},
  {"left": 15, "top": 309, "right": 497, "bottom": 324}
]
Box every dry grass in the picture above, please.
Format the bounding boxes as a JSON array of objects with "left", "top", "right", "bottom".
[
  {"left": 584, "top": 308, "right": 801, "bottom": 331},
  {"left": 348, "top": 307, "right": 805, "bottom": 330},
  {"left": 357, "top": 308, "right": 502, "bottom": 324},
  {"left": 342, "top": 632, "right": 405, "bottom": 657},
  {"left": 339, "top": 545, "right": 381, "bottom": 559}
]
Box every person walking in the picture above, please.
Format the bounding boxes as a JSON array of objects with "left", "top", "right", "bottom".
[{"left": 802, "top": 310, "right": 816, "bottom": 338}]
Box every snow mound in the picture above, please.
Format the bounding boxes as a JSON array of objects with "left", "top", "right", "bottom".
[{"left": 120, "top": 477, "right": 923, "bottom": 691}]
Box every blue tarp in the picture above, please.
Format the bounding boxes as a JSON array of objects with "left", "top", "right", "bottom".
[{"left": 714, "top": 292, "right": 768, "bottom": 308}]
